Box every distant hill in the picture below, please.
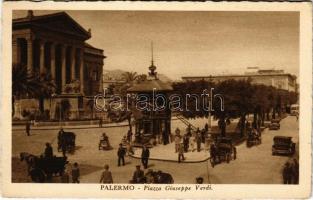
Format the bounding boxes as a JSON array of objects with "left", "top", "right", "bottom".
[
  {"left": 103, "top": 69, "right": 173, "bottom": 83},
  {"left": 103, "top": 69, "right": 126, "bottom": 81}
]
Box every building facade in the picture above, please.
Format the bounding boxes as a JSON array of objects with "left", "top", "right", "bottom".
[
  {"left": 182, "top": 69, "right": 297, "bottom": 92},
  {"left": 12, "top": 11, "right": 105, "bottom": 120}
]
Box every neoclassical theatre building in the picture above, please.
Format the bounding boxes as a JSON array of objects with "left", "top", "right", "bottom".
[{"left": 12, "top": 11, "right": 105, "bottom": 120}]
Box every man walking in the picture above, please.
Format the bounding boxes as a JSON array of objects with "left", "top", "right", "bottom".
[
  {"left": 282, "top": 162, "right": 293, "bottom": 184},
  {"left": 117, "top": 143, "right": 126, "bottom": 166},
  {"left": 100, "top": 164, "right": 113, "bottom": 183},
  {"left": 174, "top": 128, "right": 181, "bottom": 153},
  {"left": 196, "top": 132, "right": 202, "bottom": 152},
  {"left": 292, "top": 159, "right": 299, "bottom": 184},
  {"left": 26, "top": 121, "right": 31, "bottom": 136},
  {"left": 178, "top": 143, "right": 185, "bottom": 163},
  {"left": 141, "top": 145, "right": 150, "bottom": 169},
  {"left": 72, "top": 162, "right": 80, "bottom": 183},
  {"left": 183, "top": 134, "right": 189, "bottom": 152}
]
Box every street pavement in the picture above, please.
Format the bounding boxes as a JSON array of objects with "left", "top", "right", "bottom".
[{"left": 12, "top": 115, "right": 298, "bottom": 184}]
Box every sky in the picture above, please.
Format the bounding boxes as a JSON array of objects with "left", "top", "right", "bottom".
[{"left": 13, "top": 10, "right": 299, "bottom": 80}]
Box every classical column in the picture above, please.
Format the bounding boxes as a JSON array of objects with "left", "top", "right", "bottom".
[
  {"left": 61, "top": 45, "right": 67, "bottom": 92},
  {"left": 79, "top": 48, "right": 84, "bottom": 95},
  {"left": 50, "top": 43, "right": 56, "bottom": 80},
  {"left": 39, "top": 40, "right": 45, "bottom": 74},
  {"left": 26, "top": 38, "right": 33, "bottom": 73},
  {"left": 70, "top": 47, "right": 76, "bottom": 81},
  {"left": 12, "top": 38, "right": 19, "bottom": 65}
]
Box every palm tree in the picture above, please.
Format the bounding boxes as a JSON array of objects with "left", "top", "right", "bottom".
[
  {"left": 12, "top": 64, "right": 56, "bottom": 117},
  {"left": 122, "top": 71, "right": 138, "bottom": 83},
  {"left": 12, "top": 64, "right": 41, "bottom": 98},
  {"left": 37, "top": 72, "right": 56, "bottom": 114},
  {"left": 12, "top": 64, "right": 41, "bottom": 116}
]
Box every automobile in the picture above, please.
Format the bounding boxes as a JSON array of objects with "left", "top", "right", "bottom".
[
  {"left": 210, "top": 137, "right": 235, "bottom": 167},
  {"left": 269, "top": 122, "right": 280, "bottom": 130},
  {"left": 290, "top": 104, "right": 299, "bottom": 116},
  {"left": 272, "top": 136, "right": 295, "bottom": 156}
]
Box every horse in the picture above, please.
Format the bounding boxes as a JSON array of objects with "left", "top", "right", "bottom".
[
  {"left": 20, "top": 152, "right": 37, "bottom": 175},
  {"left": 148, "top": 171, "right": 174, "bottom": 184}
]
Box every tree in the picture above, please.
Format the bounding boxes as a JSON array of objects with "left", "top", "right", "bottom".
[
  {"left": 12, "top": 64, "right": 56, "bottom": 118},
  {"left": 37, "top": 72, "right": 56, "bottom": 114},
  {"left": 122, "top": 71, "right": 138, "bottom": 83},
  {"left": 12, "top": 64, "right": 41, "bottom": 116},
  {"left": 213, "top": 79, "right": 255, "bottom": 137}
]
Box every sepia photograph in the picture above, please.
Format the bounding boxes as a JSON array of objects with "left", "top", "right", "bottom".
[{"left": 1, "top": 1, "right": 312, "bottom": 198}]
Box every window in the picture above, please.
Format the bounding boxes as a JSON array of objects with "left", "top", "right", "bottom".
[
  {"left": 89, "top": 69, "right": 98, "bottom": 81},
  {"left": 92, "top": 70, "right": 98, "bottom": 81}
]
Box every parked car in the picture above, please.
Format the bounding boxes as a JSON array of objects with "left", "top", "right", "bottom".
[
  {"left": 269, "top": 122, "right": 280, "bottom": 130},
  {"left": 272, "top": 136, "right": 295, "bottom": 156}
]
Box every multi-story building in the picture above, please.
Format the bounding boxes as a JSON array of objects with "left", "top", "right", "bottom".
[
  {"left": 182, "top": 69, "right": 297, "bottom": 92},
  {"left": 12, "top": 10, "right": 106, "bottom": 120}
]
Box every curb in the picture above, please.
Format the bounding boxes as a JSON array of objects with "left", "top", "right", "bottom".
[
  {"left": 129, "top": 154, "right": 211, "bottom": 163},
  {"left": 12, "top": 123, "right": 129, "bottom": 131}
]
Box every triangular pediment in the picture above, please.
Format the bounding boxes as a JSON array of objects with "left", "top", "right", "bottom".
[{"left": 14, "top": 12, "right": 90, "bottom": 40}]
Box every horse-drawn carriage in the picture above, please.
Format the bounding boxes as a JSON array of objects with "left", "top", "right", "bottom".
[
  {"left": 20, "top": 152, "right": 68, "bottom": 183},
  {"left": 58, "top": 130, "right": 76, "bottom": 153},
  {"left": 210, "top": 137, "right": 235, "bottom": 167},
  {"left": 246, "top": 129, "right": 262, "bottom": 147},
  {"left": 98, "top": 133, "right": 113, "bottom": 150}
]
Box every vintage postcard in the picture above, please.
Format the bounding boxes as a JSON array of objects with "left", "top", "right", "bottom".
[{"left": 1, "top": 1, "right": 312, "bottom": 198}]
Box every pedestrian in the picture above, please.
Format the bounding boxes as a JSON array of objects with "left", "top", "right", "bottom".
[
  {"left": 162, "top": 130, "right": 169, "bottom": 145},
  {"left": 141, "top": 145, "right": 150, "bottom": 169},
  {"left": 99, "top": 118, "right": 103, "bottom": 128},
  {"left": 178, "top": 143, "right": 185, "bottom": 163},
  {"left": 204, "top": 123, "right": 209, "bottom": 132},
  {"left": 196, "top": 132, "right": 202, "bottom": 152},
  {"left": 201, "top": 128, "right": 206, "bottom": 143},
  {"left": 121, "top": 135, "right": 128, "bottom": 146},
  {"left": 210, "top": 143, "right": 216, "bottom": 164},
  {"left": 189, "top": 134, "right": 196, "bottom": 152},
  {"left": 117, "top": 143, "right": 126, "bottom": 166},
  {"left": 233, "top": 146, "right": 237, "bottom": 160},
  {"left": 26, "top": 121, "right": 31, "bottom": 136},
  {"left": 72, "top": 162, "right": 80, "bottom": 183},
  {"left": 44, "top": 143, "right": 53, "bottom": 158},
  {"left": 282, "top": 162, "right": 293, "bottom": 184},
  {"left": 127, "top": 129, "right": 133, "bottom": 143},
  {"left": 131, "top": 165, "right": 145, "bottom": 183},
  {"left": 186, "top": 124, "right": 192, "bottom": 137},
  {"left": 99, "top": 164, "right": 113, "bottom": 183},
  {"left": 183, "top": 134, "right": 189, "bottom": 152},
  {"left": 174, "top": 131, "right": 181, "bottom": 153},
  {"left": 292, "top": 158, "right": 299, "bottom": 184}
]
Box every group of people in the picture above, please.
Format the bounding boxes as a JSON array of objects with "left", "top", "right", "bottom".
[
  {"left": 99, "top": 164, "right": 154, "bottom": 184},
  {"left": 117, "top": 142, "right": 150, "bottom": 169},
  {"left": 282, "top": 159, "right": 299, "bottom": 184},
  {"left": 173, "top": 124, "right": 211, "bottom": 163}
]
